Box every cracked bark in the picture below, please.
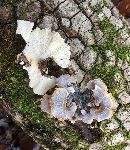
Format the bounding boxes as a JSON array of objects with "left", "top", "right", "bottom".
[{"left": 1, "top": 0, "right": 130, "bottom": 149}]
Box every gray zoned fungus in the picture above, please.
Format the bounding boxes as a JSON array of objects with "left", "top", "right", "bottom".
[{"left": 40, "top": 77, "right": 116, "bottom": 124}]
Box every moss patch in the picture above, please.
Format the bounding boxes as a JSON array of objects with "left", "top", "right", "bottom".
[
  {"left": 89, "top": 65, "right": 127, "bottom": 97},
  {"left": 0, "top": 11, "right": 84, "bottom": 148},
  {"left": 89, "top": 13, "right": 129, "bottom": 98},
  {"left": 106, "top": 143, "right": 127, "bottom": 150},
  {"left": 1, "top": 64, "right": 84, "bottom": 149}
]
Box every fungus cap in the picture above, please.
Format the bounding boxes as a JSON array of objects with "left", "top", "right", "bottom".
[
  {"left": 50, "top": 88, "right": 77, "bottom": 121},
  {"left": 86, "top": 79, "right": 115, "bottom": 122},
  {"left": 17, "top": 20, "right": 71, "bottom": 95},
  {"left": 16, "top": 20, "right": 34, "bottom": 42}
]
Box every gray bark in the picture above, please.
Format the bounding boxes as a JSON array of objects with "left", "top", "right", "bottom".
[{"left": 1, "top": 0, "right": 130, "bottom": 149}]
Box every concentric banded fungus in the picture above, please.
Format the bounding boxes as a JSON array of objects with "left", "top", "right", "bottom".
[
  {"left": 40, "top": 77, "right": 115, "bottom": 124},
  {"left": 16, "top": 20, "right": 71, "bottom": 95},
  {"left": 85, "top": 79, "right": 115, "bottom": 122},
  {"left": 40, "top": 75, "right": 77, "bottom": 120},
  {"left": 50, "top": 88, "right": 77, "bottom": 121}
]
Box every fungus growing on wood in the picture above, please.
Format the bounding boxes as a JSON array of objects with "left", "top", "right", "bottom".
[
  {"left": 40, "top": 77, "right": 115, "bottom": 124},
  {"left": 85, "top": 79, "right": 115, "bottom": 122},
  {"left": 17, "top": 20, "right": 115, "bottom": 124},
  {"left": 16, "top": 20, "right": 34, "bottom": 42},
  {"left": 16, "top": 20, "right": 71, "bottom": 95},
  {"left": 50, "top": 88, "right": 77, "bottom": 121}
]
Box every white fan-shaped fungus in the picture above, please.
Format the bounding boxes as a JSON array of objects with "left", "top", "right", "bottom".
[
  {"left": 16, "top": 20, "right": 34, "bottom": 42},
  {"left": 17, "top": 20, "right": 70, "bottom": 68},
  {"left": 23, "top": 60, "right": 56, "bottom": 95},
  {"left": 17, "top": 20, "right": 71, "bottom": 95}
]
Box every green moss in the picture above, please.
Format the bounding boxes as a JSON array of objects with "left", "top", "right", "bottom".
[
  {"left": 99, "top": 17, "right": 130, "bottom": 64},
  {"left": 91, "top": 1, "right": 108, "bottom": 13},
  {"left": 128, "top": 134, "right": 130, "bottom": 140},
  {"left": 89, "top": 15, "right": 129, "bottom": 99},
  {"left": 91, "top": 7, "right": 130, "bottom": 64},
  {"left": 95, "top": 18, "right": 119, "bottom": 53},
  {"left": 89, "top": 65, "right": 127, "bottom": 97},
  {"left": 106, "top": 143, "right": 127, "bottom": 150},
  {"left": 117, "top": 45, "right": 130, "bottom": 63},
  {"left": 91, "top": 18, "right": 117, "bottom": 62},
  {"left": 1, "top": 65, "right": 87, "bottom": 149},
  {"left": 61, "top": 126, "right": 81, "bottom": 149},
  {"left": 100, "top": 18, "right": 119, "bottom": 46},
  {"left": 1, "top": 0, "right": 14, "bottom": 4},
  {"left": 91, "top": 3, "right": 103, "bottom": 13}
]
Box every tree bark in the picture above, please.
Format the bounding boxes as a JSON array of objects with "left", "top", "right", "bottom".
[{"left": 1, "top": 0, "right": 130, "bottom": 149}]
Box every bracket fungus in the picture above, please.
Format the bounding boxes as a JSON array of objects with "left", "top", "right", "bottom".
[
  {"left": 71, "top": 78, "right": 116, "bottom": 123},
  {"left": 86, "top": 79, "right": 115, "bottom": 122},
  {"left": 17, "top": 20, "right": 116, "bottom": 124},
  {"left": 50, "top": 88, "right": 77, "bottom": 121},
  {"left": 41, "top": 77, "right": 116, "bottom": 124},
  {"left": 17, "top": 20, "right": 71, "bottom": 95}
]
